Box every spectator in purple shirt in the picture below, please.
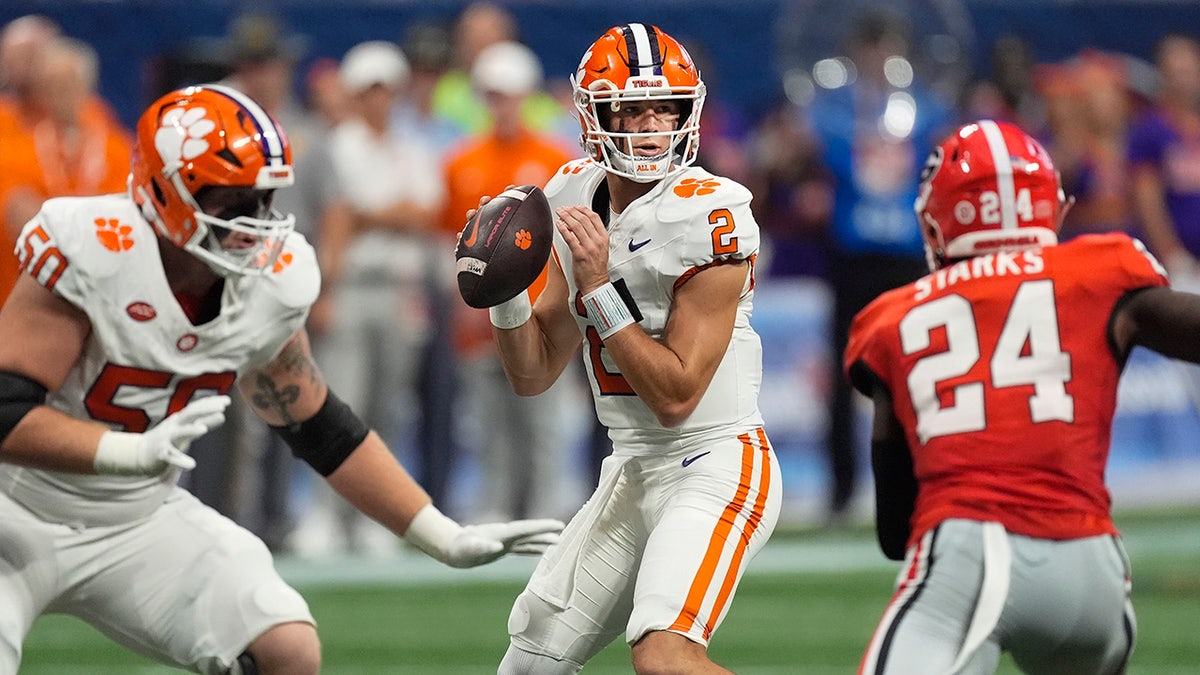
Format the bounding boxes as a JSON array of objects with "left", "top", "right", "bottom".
[
  {"left": 1128, "top": 33, "right": 1200, "bottom": 276},
  {"left": 1128, "top": 32, "right": 1200, "bottom": 411}
]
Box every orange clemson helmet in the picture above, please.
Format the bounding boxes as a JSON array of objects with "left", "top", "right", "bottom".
[
  {"left": 915, "top": 119, "right": 1068, "bottom": 271},
  {"left": 130, "top": 84, "right": 296, "bottom": 276},
  {"left": 571, "top": 23, "right": 705, "bottom": 182}
]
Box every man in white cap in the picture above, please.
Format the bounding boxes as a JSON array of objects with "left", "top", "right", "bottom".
[
  {"left": 291, "top": 40, "right": 447, "bottom": 557},
  {"left": 439, "top": 40, "right": 579, "bottom": 524}
]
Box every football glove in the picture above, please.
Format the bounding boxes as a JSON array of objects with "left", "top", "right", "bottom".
[
  {"left": 404, "top": 504, "right": 564, "bottom": 569},
  {"left": 94, "top": 395, "right": 231, "bottom": 476}
]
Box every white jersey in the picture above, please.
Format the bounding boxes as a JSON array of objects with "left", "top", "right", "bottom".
[
  {"left": 0, "top": 193, "right": 319, "bottom": 527},
  {"left": 544, "top": 160, "right": 764, "bottom": 455}
]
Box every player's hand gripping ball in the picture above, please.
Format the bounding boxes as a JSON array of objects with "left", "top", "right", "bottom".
[{"left": 455, "top": 185, "right": 553, "bottom": 308}]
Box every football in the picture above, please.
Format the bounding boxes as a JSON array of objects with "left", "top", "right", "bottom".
[{"left": 454, "top": 185, "right": 554, "bottom": 309}]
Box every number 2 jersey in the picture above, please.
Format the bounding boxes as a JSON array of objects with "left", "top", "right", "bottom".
[
  {"left": 844, "top": 234, "right": 1169, "bottom": 544},
  {"left": 544, "top": 160, "right": 764, "bottom": 455},
  {"left": 0, "top": 193, "right": 318, "bottom": 526}
]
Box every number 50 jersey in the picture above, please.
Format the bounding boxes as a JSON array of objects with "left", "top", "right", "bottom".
[
  {"left": 1, "top": 193, "right": 318, "bottom": 527},
  {"left": 845, "top": 233, "right": 1169, "bottom": 545},
  {"left": 544, "top": 160, "right": 764, "bottom": 456}
]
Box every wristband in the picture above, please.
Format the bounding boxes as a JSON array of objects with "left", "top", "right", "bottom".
[
  {"left": 582, "top": 282, "right": 635, "bottom": 340},
  {"left": 488, "top": 290, "right": 532, "bottom": 329},
  {"left": 404, "top": 503, "right": 463, "bottom": 558},
  {"left": 94, "top": 430, "right": 141, "bottom": 475}
]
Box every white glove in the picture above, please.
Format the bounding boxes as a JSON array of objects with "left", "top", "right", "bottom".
[
  {"left": 93, "top": 395, "right": 231, "bottom": 476},
  {"left": 404, "top": 503, "right": 564, "bottom": 569}
]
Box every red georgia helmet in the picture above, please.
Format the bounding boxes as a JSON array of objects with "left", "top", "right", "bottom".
[
  {"left": 915, "top": 119, "right": 1066, "bottom": 271},
  {"left": 130, "top": 84, "right": 295, "bottom": 276},
  {"left": 571, "top": 23, "right": 705, "bottom": 182}
]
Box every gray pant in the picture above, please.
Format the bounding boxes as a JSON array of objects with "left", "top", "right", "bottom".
[
  {"left": 460, "top": 355, "right": 572, "bottom": 521},
  {"left": 861, "top": 519, "right": 1135, "bottom": 675}
]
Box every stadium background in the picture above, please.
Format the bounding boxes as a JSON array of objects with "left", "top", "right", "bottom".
[
  {"left": 4, "top": 1, "right": 1200, "bottom": 671},
  {"left": 3, "top": 0, "right": 1198, "bottom": 522},
  {"left": 0, "top": 0, "right": 1197, "bottom": 133}
]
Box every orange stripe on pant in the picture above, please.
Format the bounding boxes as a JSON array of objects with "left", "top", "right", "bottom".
[{"left": 669, "top": 429, "right": 772, "bottom": 638}]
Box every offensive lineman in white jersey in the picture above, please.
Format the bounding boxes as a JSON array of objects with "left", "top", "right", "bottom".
[
  {"left": 0, "top": 85, "right": 561, "bottom": 675},
  {"left": 488, "top": 24, "right": 781, "bottom": 674}
]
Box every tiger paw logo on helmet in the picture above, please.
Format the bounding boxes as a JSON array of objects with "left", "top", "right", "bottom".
[
  {"left": 94, "top": 218, "right": 135, "bottom": 252},
  {"left": 155, "top": 106, "right": 216, "bottom": 166},
  {"left": 674, "top": 178, "right": 720, "bottom": 198}
]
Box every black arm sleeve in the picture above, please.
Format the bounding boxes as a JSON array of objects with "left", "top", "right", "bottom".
[
  {"left": 872, "top": 434, "right": 918, "bottom": 561},
  {"left": 853, "top": 362, "right": 918, "bottom": 561},
  {"left": 0, "top": 370, "right": 48, "bottom": 447},
  {"left": 269, "top": 388, "right": 370, "bottom": 476}
]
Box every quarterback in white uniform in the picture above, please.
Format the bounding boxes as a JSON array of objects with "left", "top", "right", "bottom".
[
  {"left": 490, "top": 24, "right": 781, "bottom": 674},
  {"left": 0, "top": 85, "right": 561, "bottom": 675}
]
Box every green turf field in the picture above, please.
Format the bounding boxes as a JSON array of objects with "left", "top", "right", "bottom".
[{"left": 18, "top": 509, "right": 1200, "bottom": 674}]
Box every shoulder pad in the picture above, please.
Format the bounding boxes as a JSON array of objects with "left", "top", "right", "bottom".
[
  {"left": 258, "top": 231, "right": 321, "bottom": 310},
  {"left": 655, "top": 168, "right": 754, "bottom": 225},
  {"left": 544, "top": 159, "right": 600, "bottom": 198},
  {"left": 658, "top": 169, "right": 759, "bottom": 266},
  {"left": 17, "top": 195, "right": 147, "bottom": 295},
  {"left": 1062, "top": 233, "right": 1169, "bottom": 290}
]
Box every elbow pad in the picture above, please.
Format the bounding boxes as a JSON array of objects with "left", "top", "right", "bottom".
[
  {"left": 0, "top": 370, "right": 48, "bottom": 447},
  {"left": 270, "top": 388, "right": 369, "bottom": 476}
]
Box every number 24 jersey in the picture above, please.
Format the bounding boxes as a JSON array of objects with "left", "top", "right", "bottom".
[{"left": 845, "top": 234, "right": 1169, "bottom": 544}]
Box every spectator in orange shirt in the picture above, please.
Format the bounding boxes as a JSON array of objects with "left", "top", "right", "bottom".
[
  {"left": 0, "top": 34, "right": 132, "bottom": 305},
  {"left": 440, "top": 40, "right": 580, "bottom": 522}
]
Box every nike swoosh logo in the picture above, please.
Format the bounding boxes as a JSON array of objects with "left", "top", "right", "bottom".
[
  {"left": 462, "top": 213, "right": 480, "bottom": 247},
  {"left": 628, "top": 238, "right": 651, "bottom": 252},
  {"left": 681, "top": 451, "right": 711, "bottom": 467}
]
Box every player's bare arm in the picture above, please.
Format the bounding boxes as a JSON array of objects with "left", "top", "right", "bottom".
[
  {"left": 0, "top": 273, "right": 104, "bottom": 472},
  {"left": 239, "top": 327, "right": 432, "bottom": 530},
  {"left": 492, "top": 258, "right": 581, "bottom": 395},
  {"left": 245, "top": 327, "right": 563, "bottom": 564},
  {"left": 556, "top": 202, "right": 746, "bottom": 427},
  {"left": 610, "top": 260, "right": 745, "bottom": 428},
  {"left": 0, "top": 273, "right": 225, "bottom": 475},
  {"left": 239, "top": 328, "right": 326, "bottom": 427},
  {"left": 472, "top": 191, "right": 579, "bottom": 395},
  {"left": 1112, "top": 285, "right": 1200, "bottom": 362}
]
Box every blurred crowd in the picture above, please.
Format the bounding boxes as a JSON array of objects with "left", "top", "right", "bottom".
[{"left": 2, "top": 2, "right": 1198, "bottom": 554}]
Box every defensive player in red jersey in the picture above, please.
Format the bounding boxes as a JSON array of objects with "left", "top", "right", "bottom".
[{"left": 845, "top": 119, "right": 1200, "bottom": 674}]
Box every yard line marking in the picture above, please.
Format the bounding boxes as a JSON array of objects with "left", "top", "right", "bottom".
[{"left": 276, "top": 521, "right": 1200, "bottom": 589}]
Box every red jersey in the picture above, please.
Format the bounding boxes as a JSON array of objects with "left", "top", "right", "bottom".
[{"left": 844, "top": 234, "right": 1169, "bottom": 544}]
